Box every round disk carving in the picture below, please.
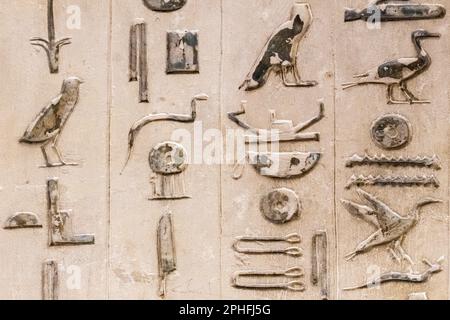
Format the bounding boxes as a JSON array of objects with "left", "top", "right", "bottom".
[
  {"left": 143, "top": 0, "right": 187, "bottom": 12},
  {"left": 371, "top": 114, "right": 412, "bottom": 150},
  {"left": 260, "top": 188, "right": 301, "bottom": 224},
  {"left": 149, "top": 142, "right": 187, "bottom": 174}
]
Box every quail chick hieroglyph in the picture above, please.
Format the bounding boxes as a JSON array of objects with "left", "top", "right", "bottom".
[{"left": 20, "top": 77, "right": 84, "bottom": 167}]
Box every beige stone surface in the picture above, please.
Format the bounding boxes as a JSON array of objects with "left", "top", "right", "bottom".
[
  {"left": 0, "top": 0, "right": 110, "bottom": 299},
  {"left": 0, "top": 0, "right": 448, "bottom": 300},
  {"left": 336, "top": 0, "right": 450, "bottom": 300}
]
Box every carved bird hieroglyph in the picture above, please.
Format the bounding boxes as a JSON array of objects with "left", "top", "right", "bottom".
[
  {"left": 239, "top": 2, "right": 317, "bottom": 91},
  {"left": 20, "top": 77, "right": 84, "bottom": 167},
  {"left": 341, "top": 188, "right": 442, "bottom": 265},
  {"left": 342, "top": 29, "right": 440, "bottom": 104}
]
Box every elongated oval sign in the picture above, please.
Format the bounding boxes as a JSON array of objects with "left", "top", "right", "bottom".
[{"left": 143, "top": 0, "right": 187, "bottom": 12}]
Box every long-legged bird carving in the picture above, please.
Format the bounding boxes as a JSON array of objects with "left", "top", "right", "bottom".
[
  {"left": 342, "top": 29, "right": 440, "bottom": 104},
  {"left": 20, "top": 77, "right": 84, "bottom": 168},
  {"left": 341, "top": 188, "right": 442, "bottom": 265}
]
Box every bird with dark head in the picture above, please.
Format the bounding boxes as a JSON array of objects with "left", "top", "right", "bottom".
[
  {"left": 342, "top": 29, "right": 440, "bottom": 104},
  {"left": 20, "top": 77, "right": 84, "bottom": 168},
  {"left": 239, "top": 2, "right": 318, "bottom": 91}
]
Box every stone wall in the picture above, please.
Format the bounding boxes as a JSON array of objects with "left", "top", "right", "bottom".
[{"left": 0, "top": 0, "right": 448, "bottom": 300}]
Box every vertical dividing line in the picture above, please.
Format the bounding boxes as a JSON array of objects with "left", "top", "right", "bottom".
[
  {"left": 106, "top": 0, "right": 113, "bottom": 300},
  {"left": 332, "top": 0, "right": 339, "bottom": 300},
  {"left": 219, "top": 0, "right": 224, "bottom": 299},
  {"left": 447, "top": 25, "right": 450, "bottom": 301}
]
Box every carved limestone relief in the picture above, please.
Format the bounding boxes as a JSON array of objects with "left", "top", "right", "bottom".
[
  {"left": 42, "top": 260, "right": 59, "bottom": 300},
  {"left": 167, "top": 30, "right": 199, "bottom": 74},
  {"left": 20, "top": 77, "right": 84, "bottom": 168},
  {"left": 232, "top": 267, "right": 306, "bottom": 292},
  {"left": 371, "top": 114, "right": 412, "bottom": 150},
  {"left": 157, "top": 212, "right": 176, "bottom": 298},
  {"left": 149, "top": 142, "right": 189, "bottom": 200},
  {"left": 143, "top": 0, "right": 187, "bottom": 12},
  {"left": 47, "top": 178, "right": 95, "bottom": 246},
  {"left": 233, "top": 233, "right": 303, "bottom": 257},
  {"left": 233, "top": 151, "right": 321, "bottom": 180},
  {"left": 346, "top": 174, "right": 440, "bottom": 188},
  {"left": 30, "top": 0, "right": 71, "bottom": 74},
  {"left": 239, "top": 2, "right": 317, "bottom": 91},
  {"left": 345, "top": 154, "right": 441, "bottom": 170},
  {"left": 344, "top": 257, "right": 444, "bottom": 291},
  {"left": 342, "top": 29, "right": 441, "bottom": 104},
  {"left": 260, "top": 188, "right": 301, "bottom": 224},
  {"left": 408, "top": 292, "right": 429, "bottom": 300},
  {"left": 345, "top": 0, "right": 446, "bottom": 22},
  {"left": 4, "top": 212, "right": 42, "bottom": 230},
  {"left": 345, "top": 113, "right": 441, "bottom": 188},
  {"left": 122, "top": 94, "right": 208, "bottom": 172},
  {"left": 311, "top": 230, "right": 328, "bottom": 300},
  {"left": 341, "top": 188, "right": 442, "bottom": 265},
  {"left": 228, "top": 101, "right": 324, "bottom": 143},
  {"left": 129, "top": 19, "right": 149, "bottom": 103}
]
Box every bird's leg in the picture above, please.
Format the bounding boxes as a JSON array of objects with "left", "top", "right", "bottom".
[
  {"left": 394, "top": 238, "right": 414, "bottom": 266},
  {"left": 40, "top": 139, "right": 54, "bottom": 168},
  {"left": 292, "top": 58, "right": 318, "bottom": 87},
  {"left": 400, "top": 82, "right": 430, "bottom": 104},
  {"left": 51, "top": 134, "right": 78, "bottom": 167},
  {"left": 387, "top": 84, "right": 409, "bottom": 105},
  {"left": 281, "top": 63, "right": 296, "bottom": 86},
  {"left": 281, "top": 62, "right": 317, "bottom": 87},
  {"left": 388, "top": 241, "right": 402, "bottom": 264}
]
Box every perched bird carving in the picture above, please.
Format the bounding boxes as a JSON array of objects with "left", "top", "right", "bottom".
[
  {"left": 239, "top": 3, "right": 317, "bottom": 91},
  {"left": 20, "top": 77, "right": 84, "bottom": 167},
  {"left": 341, "top": 188, "right": 442, "bottom": 265},
  {"left": 342, "top": 29, "right": 440, "bottom": 104}
]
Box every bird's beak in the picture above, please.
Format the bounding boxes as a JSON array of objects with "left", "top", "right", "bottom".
[
  {"left": 77, "top": 78, "right": 85, "bottom": 84},
  {"left": 426, "top": 32, "right": 441, "bottom": 38}
]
